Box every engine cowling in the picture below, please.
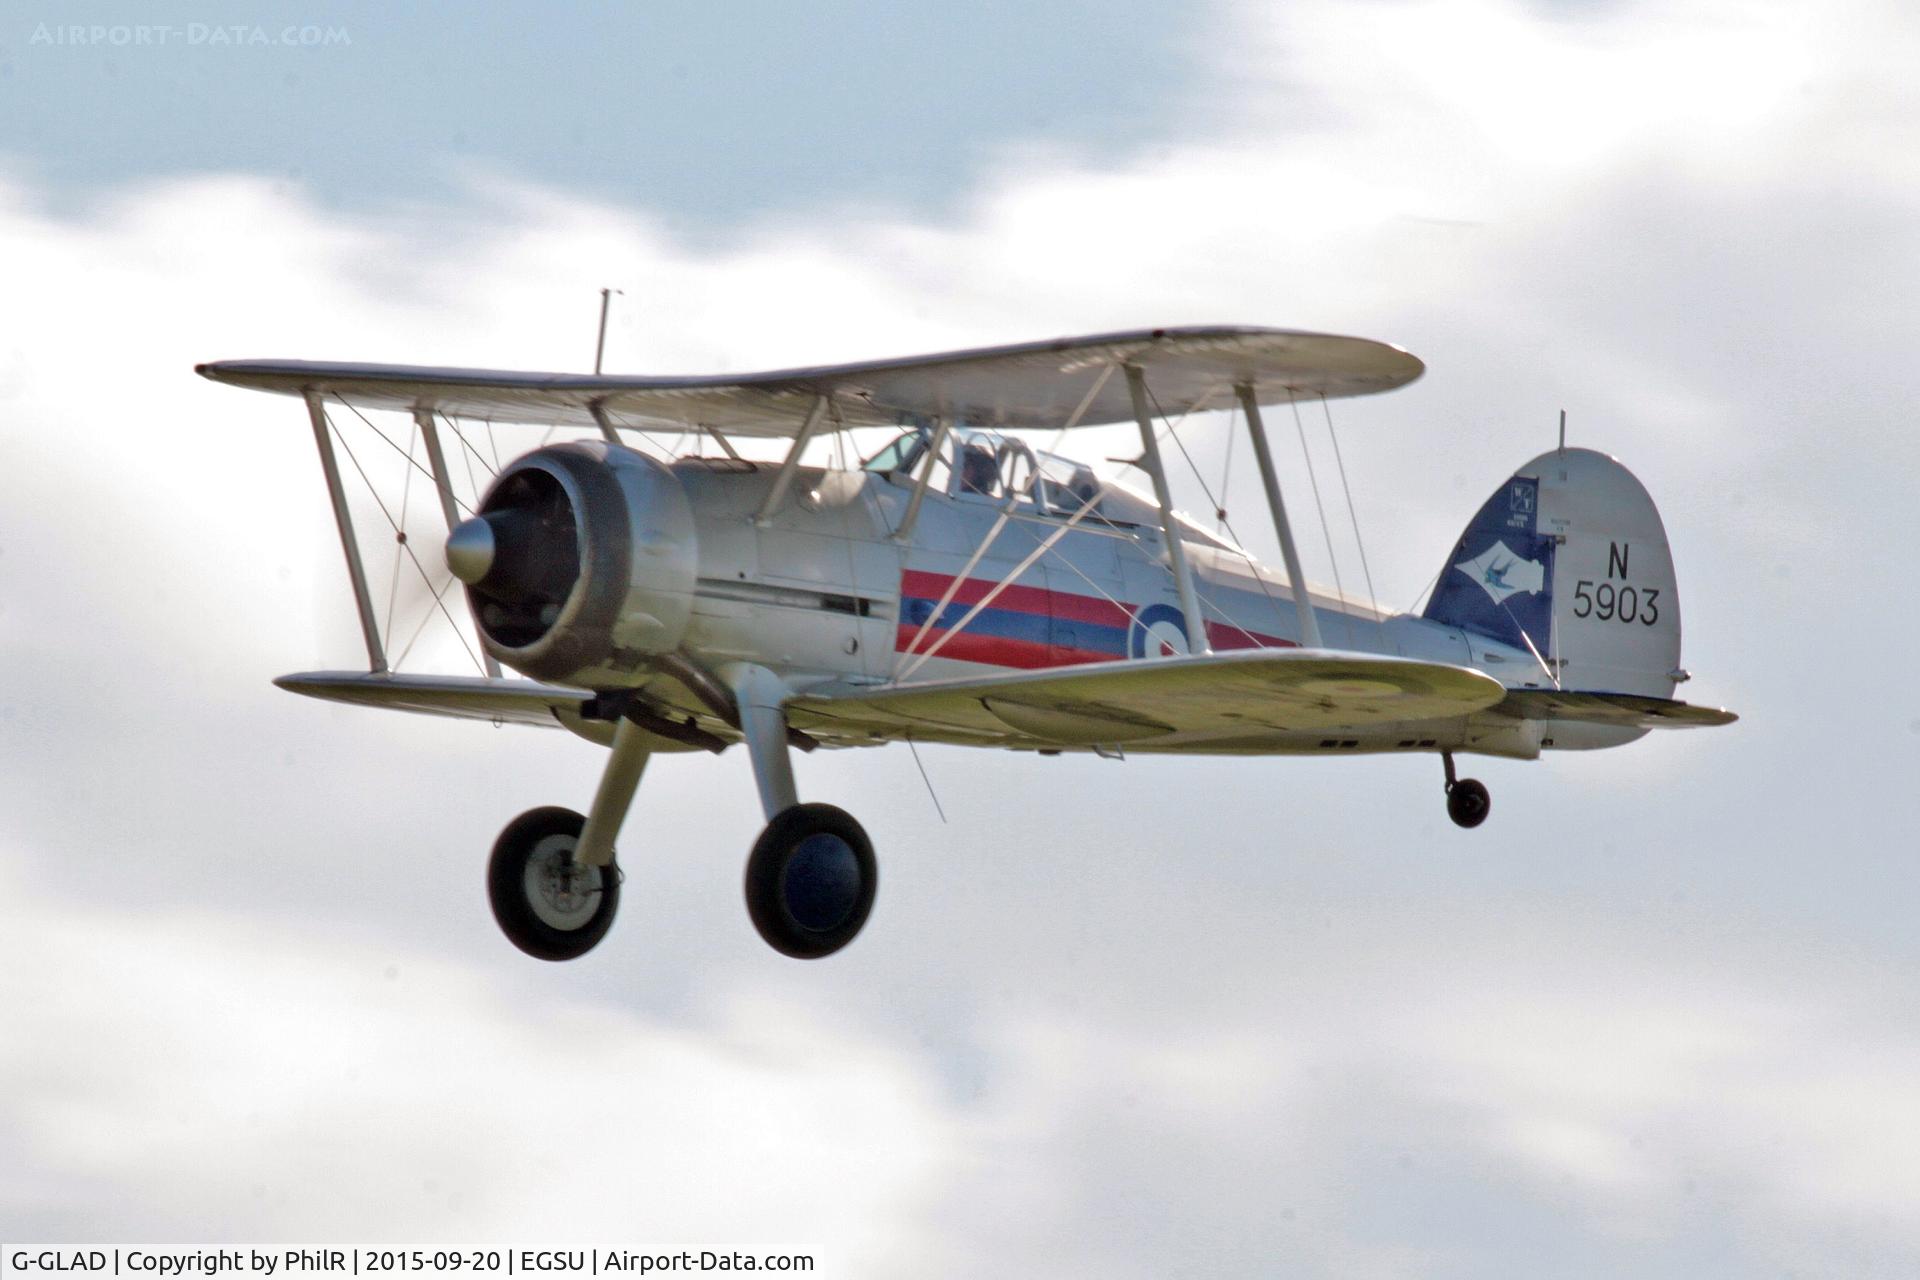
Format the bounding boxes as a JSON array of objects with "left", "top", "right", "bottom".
[{"left": 445, "top": 441, "right": 695, "bottom": 684}]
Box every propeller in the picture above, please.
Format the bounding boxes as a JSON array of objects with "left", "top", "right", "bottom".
[{"left": 445, "top": 468, "right": 582, "bottom": 649}]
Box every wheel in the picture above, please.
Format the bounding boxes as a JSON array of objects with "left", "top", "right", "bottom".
[
  {"left": 1446, "top": 778, "right": 1491, "bottom": 829},
  {"left": 487, "top": 806, "right": 621, "bottom": 961},
  {"left": 744, "top": 803, "right": 877, "bottom": 959}
]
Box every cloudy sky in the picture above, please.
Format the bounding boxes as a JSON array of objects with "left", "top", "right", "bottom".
[{"left": 4, "top": 0, "right": 1919, "bottom": 1273}]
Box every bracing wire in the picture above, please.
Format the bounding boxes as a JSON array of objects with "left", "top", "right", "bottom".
[
  {"left": 1217, "top": 401, "right": 1238, "bottom": 536},
  {"left": 1152, "top": 384, "right": 1226, "bottom": 453},
  {"left": 1038, "top": 362, "right": 1117, "bottom": 462},
  {"left": 383, "top": 421, "right": 419, "bottom": 640},
  {"left": 596, "top": 406, "right": 685, "bottom": 459},
  {"left": 328, "top": 398, "right": 494, "bottom": 667},
  {"left": 899, "top": 478, "right": 1134, "bottom": 680},
  {"left": 324, "top": 410, "right": 485, "bottom": 675},
  {"left": 443, "top": 414, "right": 498, "bottom": 486},
  {"left": 1288, "top": 395, "right": 1356, "bottom": 648},
  {"left": 1321, "top": 394, "right": 1381, "bottom": 622},
  {"left": 898, "top": 376, "right": 1284, "bottom": 675},
  {"left": 1142, "top": 383, "right": 1237, "bottom": 544},
  {"left": 392, "top": 572, "right": 469, "bottom": 670},
  {"left": 1140, "top": 382, "right": 1296, "bottom": 643},
  {"left": 1406, "top": 565, "right": 1443, "bottom": 616},
  {"left": 337, "top": 397, "right": 473, "bottom": 516},
  {"left": 439, "top": 410, "right": 484, "bottom": 509},
  {"left": 904, "top": 733, "right": 947, "bottom": 824},
  {"left": 1041, "top": 518, "right": 1266, "bottom": 651}
]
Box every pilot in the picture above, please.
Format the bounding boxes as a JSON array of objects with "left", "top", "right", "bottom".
[{"left": 959, "top": 444, "right": 998, "bottom": 495}]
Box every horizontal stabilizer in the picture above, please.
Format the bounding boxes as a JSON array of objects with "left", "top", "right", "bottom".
[
  {"left": 1495, "top": 689, "right": 1738, "bottom": 729},
  {"left": 274, "top": 670, "right": 590, "bottom": 727},
  {"left": 788, "top": 649, "right": 1505, "bottom": 749}
]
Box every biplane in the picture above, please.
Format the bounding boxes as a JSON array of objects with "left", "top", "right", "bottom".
[{"left": 197, "top": 327, "right": 1736, "bottom": 961}]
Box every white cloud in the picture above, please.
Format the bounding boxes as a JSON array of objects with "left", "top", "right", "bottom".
[
  {"left": 9, "top": 851, "right": 1915, "bottom": 1275},
  {"left": 0, "top": 856, "right": 956, "bottom": 1256}
]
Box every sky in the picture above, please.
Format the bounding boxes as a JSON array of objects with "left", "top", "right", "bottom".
[{"left": 3, "top": 0, "right": 1920, "bottom": 1273}]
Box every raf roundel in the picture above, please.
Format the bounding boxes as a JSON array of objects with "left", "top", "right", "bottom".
[{"left": 1129, "top": 603, "right": 1191, "bottom": 659}]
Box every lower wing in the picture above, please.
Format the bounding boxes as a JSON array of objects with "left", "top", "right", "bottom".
[
  {"left": 273, "top": 671, "right": 589, "bottom": 727},
  {"left": 786, "top": 649, "right": 1507, "bottom": 750}
]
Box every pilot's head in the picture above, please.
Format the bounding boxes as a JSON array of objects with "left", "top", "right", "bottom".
[{"left": 960, "top": 445, "right": 996, "bottom": 494}]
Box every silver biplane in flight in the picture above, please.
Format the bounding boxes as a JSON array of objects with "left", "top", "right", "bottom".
[{"left": 198, "top": 327, "right": 1736, "bottom": 961}]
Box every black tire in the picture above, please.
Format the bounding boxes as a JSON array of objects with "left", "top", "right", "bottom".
[
  {"left": 744, "top": 803, "right": 877, "bottom": 959},
  {"left": 487, "top": 806, "right": 621, "bottom": 961},
  {"left": 1446, "top": 778, "right": 1491, "bottom": 829}
]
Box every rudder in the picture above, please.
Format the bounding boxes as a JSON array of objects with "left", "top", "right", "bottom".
[{"left": 1426, "top": 447, "right": 1682, "bottom": 698}]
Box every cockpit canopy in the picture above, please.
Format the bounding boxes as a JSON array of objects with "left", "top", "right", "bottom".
[{"left": 861, "top": 423, "right": 1240, "bottom": 550}]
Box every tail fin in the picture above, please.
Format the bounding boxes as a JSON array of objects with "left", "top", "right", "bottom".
[{"left": 1424, "top": 447, "right": 1682, "bottom": 698}]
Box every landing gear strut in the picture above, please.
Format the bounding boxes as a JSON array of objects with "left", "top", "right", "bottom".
[
  {"left": 486, "top": 662, "right": 880, "bottom": 962},
  {"left": 488, "top": 716, "right": 650, "bottom": 961},
  {"left": 1442, "top": 751, "right": 1491, "bottom": 829},
  {"left": 729, "top": 661, "right": 878, "bottom": 959}
]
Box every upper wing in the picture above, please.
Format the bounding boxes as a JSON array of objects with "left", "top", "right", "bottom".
[
  {"left": 273, "top": 670, "right": 590, "bottom": 727},
  {"left": 196, "top": 326, "right": 1423, "bottom": 438},
  {"left": 786, "top": 649, "right": 1505, "bottom": 751},
  {"left": 1492, "top": 689, "right": 1739, "bottom": 728}
]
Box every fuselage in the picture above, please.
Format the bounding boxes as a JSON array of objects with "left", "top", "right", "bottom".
[
  {"left": 662, "top": 443, "right": 1560, "bottom": 746},
  {"left": 460, "top": 434, "right": 1632, "bottom": 760}
]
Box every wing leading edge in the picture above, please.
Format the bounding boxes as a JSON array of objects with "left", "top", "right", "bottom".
[{"left": 196, "top": 326, "right": 1423, "bottom": 437}]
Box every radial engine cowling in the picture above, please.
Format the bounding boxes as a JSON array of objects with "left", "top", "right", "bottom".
[{"left": 446, "top": 442, "right": 695, "bottom": 684}]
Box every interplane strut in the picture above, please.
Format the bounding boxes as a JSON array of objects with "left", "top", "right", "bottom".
[{"left": 305, "top": 390, "right": 388, "bottom": 673}]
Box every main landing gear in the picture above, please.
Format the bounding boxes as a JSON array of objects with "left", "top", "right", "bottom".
[
  {"left": 1441, "top": 751, "right": 1491, "bottom": 829},
  {"left": 731, "top": 662, "right": 876, "bottom": 959},
  {"left": 487, "top": 711, "right": 650, "bottom": 961},
  {"left": 487, "top": 805, "right": 621, "bottom": 960},
  {"left": 744, "top": 803, "right": 877, "bottom": 959},
  {"left": 484, "top": 662, "right": 877, "bottom": 962}
]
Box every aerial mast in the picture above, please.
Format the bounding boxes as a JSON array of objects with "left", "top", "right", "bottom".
[{"left": 593, "top": 286, "right": 622, "bottom": 374}]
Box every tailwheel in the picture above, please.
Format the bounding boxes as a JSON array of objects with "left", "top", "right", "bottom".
[
  {"left": 1446, "top": 778, "right": 1491, "bottom": 828},
  {"left": 1440, "top": 751, "right": 1491, "bottom": 829},
  {"left": 744, "top": 803, "right": 877, "bottom": 959},
  {"left": 487, "top": 805, "right": 621, "bottom": 961}
]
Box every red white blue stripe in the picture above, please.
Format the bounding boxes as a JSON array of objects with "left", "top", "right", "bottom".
[{"left": 896, "top": 570, "right": 1293, "bottom": 670}]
